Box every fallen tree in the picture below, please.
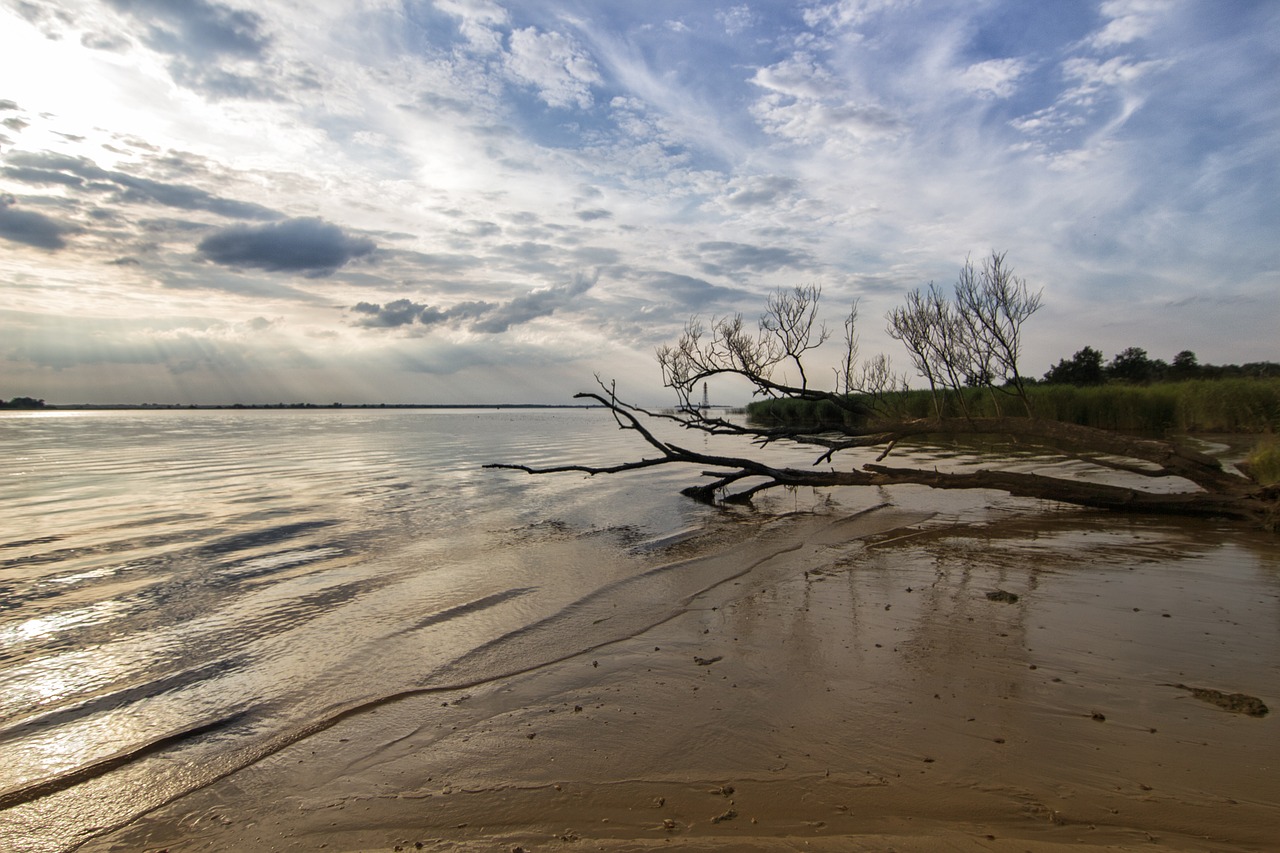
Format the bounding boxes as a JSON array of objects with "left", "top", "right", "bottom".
[{"left": 488, "top": 252, "right": 1279, "bottom": 531}]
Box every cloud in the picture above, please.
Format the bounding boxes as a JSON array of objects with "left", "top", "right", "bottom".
[
  {"left": 749, "top": 54, "right": 904, "bottom": 147},
  {"left": 717, "top": 5, "right": 755, "bottom": 36},
  {"left": 505, "top": 27, "right": 602, "bottom": 109},
  {"left": 104, "top": 0, "right": 269, "bottom": 60},
  {"left": 723, "top": 175, "right": 799, "bottom": 208},
  {"left": 471, "top": 270, "right": 597, "bottom": 332},
  {"left": 575, "top": 208, "right": 612, "bottom": 221},
  {"left": 0, "top": 194, "right": 79, "bottom": 250},
  {"left": 0, "top": 100, "right": 19, "bottom": 111},
  {"left": 80, "top": 30, "right": 132, "bottom": 52},
  {"left": 1089, "top": 0, "right": 1167, "bottom": 49},
  {"left": 694, "top": 242, "right": 816, "bottom": 279},
  {"left": 1, "top": 166, "right": 85, "bottom": 187},
  {"left": 352, "top": 271, "right": 599, "bottom": 336},
  {"left": 102, "top": 0, "right": 283, "bottom": 98},
  {"left": 803, "top": 0, "right": 916, "bottom": 30},
  {"left": 956, "top": 57, "right": 1030, "bottom": 99},
  {"left": 642, "top": 272, "right": 750, "bottom": 309},
  {"left": 350, "top": 299, "right": 495, "bottom": 330},
  {"left": 3, "top": 150, "right": 280, "bottom": 219},
  {"left": 198, "top": 218, "right": 376, "bottom": 275}
]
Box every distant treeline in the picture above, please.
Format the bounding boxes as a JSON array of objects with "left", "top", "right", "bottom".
[
  {"left": 0, "top": 399, "right": 599, "bottom": 411},
  {"left": 1043, "top": 347, "right": 1280, "bottom": 385},
  {"left": 749, "top": 378, "right": 1280, "bottom": 434},
  {"left": 0, "top": 397, "right": 46, "bottom": 409}
]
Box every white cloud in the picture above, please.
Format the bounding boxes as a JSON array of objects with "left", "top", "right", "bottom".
[
  {"left": 955, "top": 57, "right": 1030, "bottom": 99},
  {"left": 750, "top": 89, "right": 903, "bottom": 148},
  {"left": 1090, "top": 0, "right": 1172, "bottom": 49},
  {"left": 751, "top": 54, "right": 836, "bottom": 100},
  {"left": 802, "top": 0, "right": 918, "bottom": 30},
  {"left": 435, "top": 0, "right": 508, "bottom": 53},
  {"left": 505, "top": 27, "right": 601, "bottom": 110},
  {"left": 1, "top": 0, "right": 1276, "bottom": 405},
  {"left": 716, "top": 5, "right": 754, "bottom": 36}
]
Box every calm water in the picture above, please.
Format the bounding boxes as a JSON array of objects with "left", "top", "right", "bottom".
[
  {"left": 3, "top": 409, "right": 1276, "bottom": 852},
  {"left": 1, "top": 408, "right": 829, "bottom": 851}
]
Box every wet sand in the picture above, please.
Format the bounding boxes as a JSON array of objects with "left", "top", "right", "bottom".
[{"left": 80, "top": 500, "right": 1279, "bottom": 852}]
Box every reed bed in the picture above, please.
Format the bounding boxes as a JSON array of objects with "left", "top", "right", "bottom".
[{"left": 747, "top": 378, "right": 1280, "bottom": 435}]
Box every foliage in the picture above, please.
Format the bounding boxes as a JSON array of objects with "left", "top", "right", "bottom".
[
  {"left": 493, "top": 250, "right": 1278, "bottom": 530},
  {"left": 1244, "top": 438, "right": 1280, "bottom": 486},
  {"left": 749, "top": 379, "right": 1280, "bottom": 435},
  {"left": 1043, "top": 346, "right": 1106, "bottom": 386},
  {"left": 1044, "top": 346, "right": 1280, "bottom": 387},
  {"left": 1106, "top": 346, "right": 1163, "bottom": 383},
  {"left": 0, "top": 397, "right": 46, "bottom": 409}
]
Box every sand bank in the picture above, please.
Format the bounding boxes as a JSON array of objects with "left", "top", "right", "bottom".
[{"left": 81, "top": 501, "right": 1279, "bottom": 852}]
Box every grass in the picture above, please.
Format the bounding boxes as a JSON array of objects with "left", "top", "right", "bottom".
[
  {"left": 746, "top": 378, "right": 1280, "bottom": 435},
  {"left": 1244, "top": 438, "right": 1280, "bottom": 485}
]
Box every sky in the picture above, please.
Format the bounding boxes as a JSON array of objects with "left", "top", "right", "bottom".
[{"left": 1, "top": 0, "right": 1277, "bottom": 406}]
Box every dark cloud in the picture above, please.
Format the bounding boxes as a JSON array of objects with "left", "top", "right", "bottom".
[
  {"left": 570, "top": 245, "right": 621, "bottom": 265},
  {"left": 471, "top": 270, "right": 597, "bottom": 333},
  {"left": 1, "top": 166, "right": 85, "bottom": 187},
  {"left": 170, "top": 64, "right": 281, "bottom": 100},
  {"left": 199, "top": 217, "right": 376, "bottom": 275},
  {"left": 3, "top": 117, "right": 29, "bottom": 132},
  {"left": 725, "top": 176, "right": 799, "bottom": 208},
  {"left": 575, "top": 208, "right": 612, "bottom": 221},
  {"left": 0, "top": 100, "right": 19, "bottom": 110},
  {"left": 349, "top": 272, "right": 596, "bottom": 334},
  {"left": 350, "top": 298, "right": 495, "bottom": 329},
  {"left": 0, "top": 194, "right": 79, "bottom": 250},
  {"left": 645, "top": 272, "right": 750, "bottom": 308},
  {"left": 695, "top": 241, "right": 815, "bottom": 278},
  {"left": 105, "top": 0, "right": 269, "bottom": 61},
  {"left": 3, "top": 150, "right": 280, "bottom": 220},
  {"left": 104, "top": 0, "right": 281, "bottom": 99},
  {"left": 116, "top": 172, "right": 279, "bottom": 218}
]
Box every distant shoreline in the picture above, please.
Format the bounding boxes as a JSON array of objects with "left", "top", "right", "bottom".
[{"left": 1, "top": 403, "right": 610, "bottom": 411}]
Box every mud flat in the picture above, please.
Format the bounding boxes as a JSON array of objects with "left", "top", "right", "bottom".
[{"left": 79, "top": 497, "right": 1279, "bottom": 852}]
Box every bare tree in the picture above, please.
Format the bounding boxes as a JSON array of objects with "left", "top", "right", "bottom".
[{"left": 489, "top": 254, "right": 1277, "bottom": 530}]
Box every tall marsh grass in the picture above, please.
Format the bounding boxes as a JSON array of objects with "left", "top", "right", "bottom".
[
  {"left": 746, "top": 378, "right": 1280, "bottom": 435},
  {"left": 1245, "top": 438, "right": 1280, "bottom": 485}
]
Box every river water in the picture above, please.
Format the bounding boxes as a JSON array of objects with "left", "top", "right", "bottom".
[
  {"left": 2, "top": 409, "right": 1276, "bottom": 852},
  {"left": 0, "top": 407, "right": 860, "bottom": 851}
]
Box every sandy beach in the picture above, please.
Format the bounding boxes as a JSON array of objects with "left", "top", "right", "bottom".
[{"left": 78, "top": 498, "right": 1278, "bottom": 853}]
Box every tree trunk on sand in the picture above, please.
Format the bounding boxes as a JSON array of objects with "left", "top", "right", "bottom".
[{"left": 487, "top": 393, "right": 1278, "bottom": 531}]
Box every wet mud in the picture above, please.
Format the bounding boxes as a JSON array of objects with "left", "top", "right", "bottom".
[{"left": 70, "top": 497, "right": 1280, "bottom": 853}]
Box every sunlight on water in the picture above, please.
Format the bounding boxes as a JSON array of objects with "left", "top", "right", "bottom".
[
  {"left": 0, "top": 408, "right": 758, "bottom": 848},
  {"left": 2, "top": 408, "right": 1274, "bottom": 853}
]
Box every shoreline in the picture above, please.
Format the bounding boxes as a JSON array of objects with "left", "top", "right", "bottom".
[{"left": 77, "top": 503, "right": 1280, "bottom": 852}]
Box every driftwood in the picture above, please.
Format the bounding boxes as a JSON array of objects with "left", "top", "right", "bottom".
[
  {"left": 486, "top": 390, "right": 1277, "bottom": 530},
  {"left": 488, "top": 258, "right": 1276, "bottom": 530}
]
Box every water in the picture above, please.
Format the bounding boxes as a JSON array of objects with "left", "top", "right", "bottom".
[
  {"left": 1, "top": 408, "right": 827, "bottom": 851},
  {"left": 3, "top": 409, "right": 1276, "bottom": 852}
]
